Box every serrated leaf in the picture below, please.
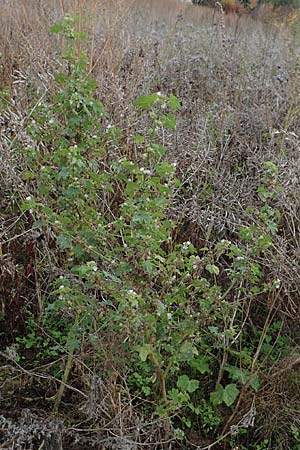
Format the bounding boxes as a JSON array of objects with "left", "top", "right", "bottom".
[
  {"left": 189, "top": 357, "right": 210, "bottom": 374},
  {"left": 210, "top": 384, "right": 224, "bottom": 406},
  {"left": 137, "top": 344, "right": 152, "bottom": 362},
  {"left": 225, "top": 365, "right": 248, "bottom": 384},
  {"left": 187, "top": 379, "right": 199, "bottom": 393},
  {"left": 250, "top": 375, "right": 260, "bottom": 392},
  {"left": 56, "top": 234, "right": 73, "bottom": 250},
  {"left": 155, "top": 162, "right": 175, "bottom": 177},
  {"left": 222, "top": 384, "right": 239, "bottom": 407},
  {"left": 177, "top": 375, "right": 199, "bottom": 393},
  {"left": 134, "top": 94, "right": 157, "bottom": 110},
  {"left": 177, "top": 375, "right": 190, "bottom": 391},
  {"left": 50, "top": 24, "right": 64, "bottom": 33},
  {"left": 134, "top": 134, "right": 145, "bottom": 144},
  {"left": 142, "top": 260, "right": 154, "bottom": 274},
  {"left": 161, "top": 114, "right": 176, "bottom": 129},
  {"left": 205, "top": 264, "right": 220, "bottom": 275},
  {"left": 168, "top": 94, "right": 181, "bottom": 111},
  {"left": 178, "top": 342, "right": 198, "bottom": 362}
]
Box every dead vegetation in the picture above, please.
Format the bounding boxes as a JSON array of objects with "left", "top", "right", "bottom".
[{"left": 1, "top": 0, "right": 300, "bottom": 449}]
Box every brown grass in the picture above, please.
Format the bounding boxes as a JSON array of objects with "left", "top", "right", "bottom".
[{"left": 1, "top": 0, "right": 300, "bottom": 449}]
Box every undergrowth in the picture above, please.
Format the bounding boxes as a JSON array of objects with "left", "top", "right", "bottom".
[{"left": 1, "top": 6, "right": 300, "bottom": 450}]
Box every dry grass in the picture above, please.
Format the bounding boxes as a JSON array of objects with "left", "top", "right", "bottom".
[{"left": 1, "top": 0, "right": 300, "bottom": 448}]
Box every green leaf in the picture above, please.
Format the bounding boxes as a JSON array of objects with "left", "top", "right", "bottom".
[
  {"left": 137, "top": 344, "right": 152, "bottom": 362},
  {"left": 222, "top": 384, "right": 239, "bottom": 407},
  {"left": 210, "top": 384, "right": 224, "bottom": 406},
  {"left": 67, "top": 337, "right": 81, "bottom": 351},
  {"left": 50, "top": 24, "right": 64, "bottom": 33},
  {"left": 160, "top": 114, "right": 176, "bottom": 130},
  {"left": 178, "top": 342, "right": 198, "bottom": 362},
  {"left": 155, "top": 162, "right": 175, "bottom": 177},
  {"left": 56, "top": 234, "right": 73, "bottom": 250},
  {"left": 250, "top": 375, "right": 260, "bottom": 392},
  {"left": 205, "top": 264, "right": 220, "bottom": 275},
  {"left": 142, "top": 260, "right": 154, "bottom": 274},
  {"left": 125, "top": 182, "right": 139, "bottom": 196},
  {"left": 225, "top": 365, "right": 248, "bottom": 384},
  {"left": 189, "top": 357, "right": 210, "bottom": 374},
  {"left": 134, "top": 94, "right": 157, "bottom": 110},
  {"left": 168, "top": 94, "right": 181, "bottom": 111},
  {"left": 177, "top": 375, "right": 199, "bottom": 393},
  {"left": 134, "top": 134, "right": 145, "bottom": 144}
]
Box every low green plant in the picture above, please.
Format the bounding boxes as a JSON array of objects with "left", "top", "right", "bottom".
[{"left": 16, "top": 15, "right": 291, "bottom": 444}]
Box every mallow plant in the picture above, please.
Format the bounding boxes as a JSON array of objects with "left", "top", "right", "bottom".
[{"left": 18, "top": 16, "right": 285, "bottom": 443}]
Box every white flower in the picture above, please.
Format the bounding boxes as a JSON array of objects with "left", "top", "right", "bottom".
[
  {"left": 140, "top": 167, "right": 151, "bottom": 175},
  {"left": 167, "top": 313, "right": 172, "bottom": 320},
  {"left": 59, "top": 285, "right": 65, "bottom": 290},
  {"left": 157, "top": 91, "right": 162, "bottom": 96},
  {"left": 182, "top": 241, "right": 191, "bottom": 251},
  {"left": 25, "top": 196, "right": 32, "bottom": 201},
  {"left": 127, "top": 289, "right": 137, "bottom": 296},
  {"left": 274, "top": 278, "right": 281, "bottom": 289}
]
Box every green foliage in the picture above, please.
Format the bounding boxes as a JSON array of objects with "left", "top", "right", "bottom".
[{"left": 16, "top": 17, "right": 293, "bottom": 446}]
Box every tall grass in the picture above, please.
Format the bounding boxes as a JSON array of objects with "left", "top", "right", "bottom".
[{"left": 1, "top": 1, "right": 300, "bottom": 449}]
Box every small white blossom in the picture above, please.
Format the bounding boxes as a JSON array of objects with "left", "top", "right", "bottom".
[
  {"left": 127, "top": 289, "right": 137, "bottom": 296},
  {"left": 274, "top": 278, "right": 281, "bottom": 289},
  {"left": 25, "top": 196, "right": 32, "bottom": 201},
  {"left": 59, "top": 285, "right": 65, "bottom": 290},
  {"left": 140, "top": 167, "right": 151, "bottom": 175},
  {"left": 182, "top": 241, "right": 191, "bottom": 251}
]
